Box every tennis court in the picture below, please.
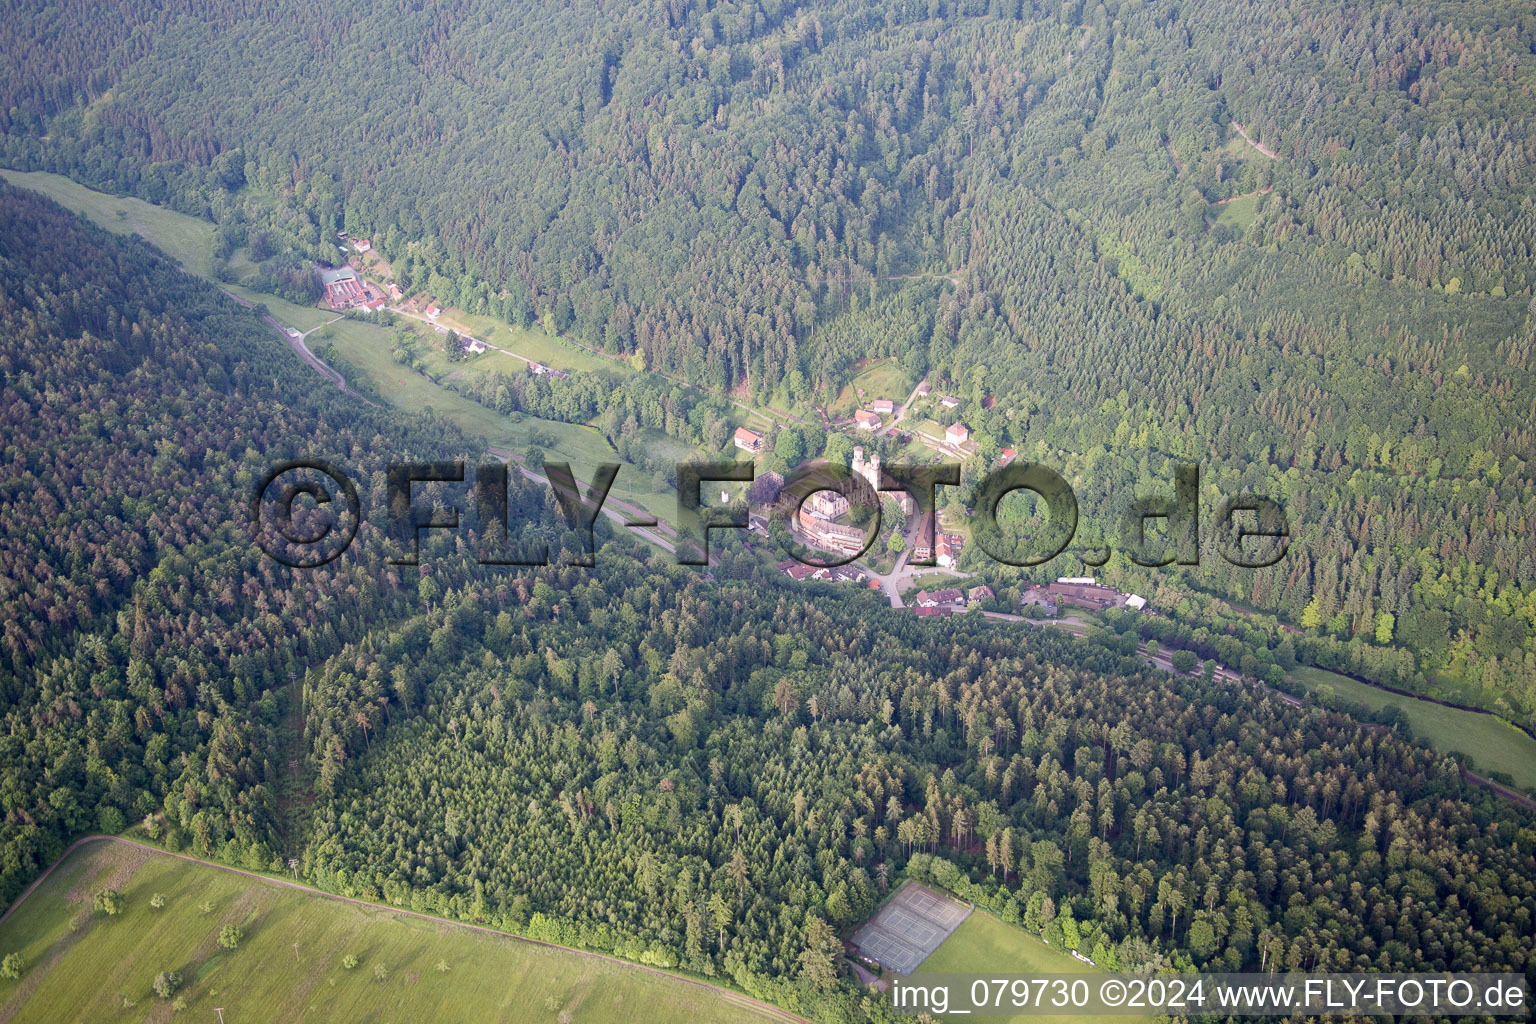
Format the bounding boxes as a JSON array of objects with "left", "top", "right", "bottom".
[{"left": 850, "top": 881, "right": 972, "bottom": 974}]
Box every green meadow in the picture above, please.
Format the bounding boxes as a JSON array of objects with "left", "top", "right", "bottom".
[
  {"left": 0, "top": 840, "right": 788, "bottom": 1024},
  {"left": 910, "top": 912, "right": 1150, "bottom": 1024},
  {"left": 1289, "top": 666, "right": 1536, "bottom": 790},
  {"left": 1212, "top": 192, "right": 1260, "bottom": 230},
  {"left": 0, "top": 168, "right": 226, "bottom": 277},
  {"left": 311, "top": 320, "right": 676, "bottom": 527},
  {"left": 828, "top": 358, "right": 911, "bottom": 417}
]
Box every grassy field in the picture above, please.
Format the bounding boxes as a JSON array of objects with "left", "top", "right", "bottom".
[
  {"left": 906, "top": 571, "right": 966, "bottom": 592},
  {"left": 0, "top": 168, "right": 718, "bottom": 529},
  {"left": 0, "top": 840, "right": 787, "bottom": 1024},
  {"left": 902, "top": 418, "right": 956, "bottom": 458},
  {"left": 431, "top": 308, "right": 621, "bottom": 376},
  {"left": 828, "top": 359, "right": 910, "bottom": 417},
  {"left": 1213, "top": 192, "right": 1260, "bottom": 230},
  {"left": 0, "top": 168, "right": 341, "bottom": 333},
  {"left": 1289, "top": 666, "right": 1536, "bottom": 789},
  {"left": 314, "top": 321, "right": 675, "bottom": 525},
  {"left": 1, "top": 168, "right": 223, "bottom": 277},
  {"left": 0, "top": 169, "right": 674, "bottom": 526},
  {"left": 911, "top": 912, "right": 1149, "bottom": 1024}
]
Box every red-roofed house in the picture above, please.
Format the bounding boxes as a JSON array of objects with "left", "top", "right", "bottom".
[
  {"left": 733, "top": 427, "right": 764, "bottom": 453},
  {"left": 915, "top": 588, "right": 966, "bottom": 609},
  {"left": 945, "top": 422, "right": 970, "bottom": 445},
  {"left": 913, "top": 515, "right": 935, "bottom": 562},
  {"left": 998, "top": 447, "right": 1017, "bottom": 467},
  {"left": 854, "top": 409, "right": 882, "bottom": 431}
]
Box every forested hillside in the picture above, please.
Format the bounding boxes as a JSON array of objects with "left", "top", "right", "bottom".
[
  {"left": 3, "top": 0, "right": 1533, "bottom": 723},
  {"left": 0, "top": 186, "right": 1534, "bottom": 1019},
  {"left": 297, "top": 534, "right": 1536, "bottom": 1009},
  {"left": 0, "top": 183, "right": 538, "bottom": 905}
]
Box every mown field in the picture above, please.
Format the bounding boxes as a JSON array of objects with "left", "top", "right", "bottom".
[
  {"left": 910, "top": 912, "right": 1150, "bottom": 1024},
  {"left": 1212, "top": 192, "right": 1261, "bottom": 230},
  {"left": 1289, "top": 666, "right": 1536, "bottom": 790},
  {"left": 0, "top": 840, "right": 790, "bottom": 1024}
]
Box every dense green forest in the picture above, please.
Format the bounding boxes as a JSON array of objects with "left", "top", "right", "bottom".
[
  {"left": 293, "top": 536, "right": 1536, "bottom": 1006},
  {"left": 2, "top": 0, "right": 1533, "bottom": 726},
  {"left": 0, "top": 182, "right": 533, "bottom": 906},
  {"left": 1, "top": 188, "right": 1533, "bottom": 1020}
]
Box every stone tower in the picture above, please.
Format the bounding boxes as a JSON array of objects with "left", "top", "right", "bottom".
[{"left": 851, "top": 446, "right": 881, "bottom": 492}]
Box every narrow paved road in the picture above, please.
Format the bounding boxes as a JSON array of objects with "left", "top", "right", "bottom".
[
  {"left": 218, "top": 287, "right": 377, "bottom": 407},
  {"left": 265, "top": 313, "right": 381, "bottom": 407},
  {"left": 874, "top": 377, "right": 927, "bottom": 438},
  {"left": 0, "top": 835, "right": 814, "bottom": 1024}
]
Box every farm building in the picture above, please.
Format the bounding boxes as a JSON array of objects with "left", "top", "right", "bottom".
[
  {"left": 1048, "top": 578, "right": 1134, "bottom": 611},
  {"left": 319, "top": 266, "right": 366, "bottom": 308}
]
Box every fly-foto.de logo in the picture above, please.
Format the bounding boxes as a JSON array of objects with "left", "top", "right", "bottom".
[{"left": 250, "top": 459, "right": 1288, "bottom": 570}]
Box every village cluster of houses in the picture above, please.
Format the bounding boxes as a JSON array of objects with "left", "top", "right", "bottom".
[
  {"left": 320, "top": 242, "right": 522, "bottom": 362},
  {"left": 788, "top": 447, "right": 926, "bottom": 556},
  {"left": 854, "top": 397, "right": 895, "bottom": 431},
  {"left": 325, "top": 236, "right": 454, "bottom": 339},
  {"left": 912, "top": 516, "right": 964, "bottom": 567},
  {"left": 911, "top": 583, "right": 995, "bottom": 616},
  {"left": 794, "top": 505, "right": 869, "bottom": 556}
]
